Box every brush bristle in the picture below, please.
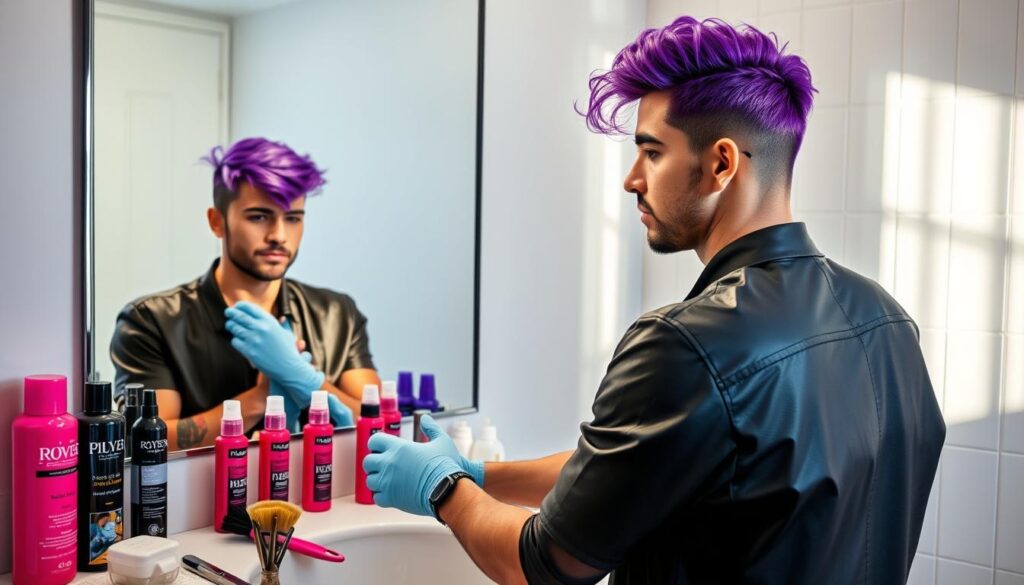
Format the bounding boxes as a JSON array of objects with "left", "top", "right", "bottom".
[{"left": 247, "top": 500, "right": 302, "bottom": 533}]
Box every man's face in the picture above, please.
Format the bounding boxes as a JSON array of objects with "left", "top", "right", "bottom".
[
  {"left": 624, "top": 90, "right": 712, "bottom": 254},
  {"left": 210, "top": 182, "right": 306, "bottom": 281}
]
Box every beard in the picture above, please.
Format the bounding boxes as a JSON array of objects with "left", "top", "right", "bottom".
[
  {"left": 224, "top": 223, "right": 297, "bottom": 282},
  {"left": 645, "top": 166, "right": 705, "bottom": 254}
]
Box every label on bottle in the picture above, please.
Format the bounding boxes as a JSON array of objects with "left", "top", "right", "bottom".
[
  {"left": 227, "top": 447, "right": 248, "bottom": 511},
  {"left": 83, "top": 428, "right": 125, "bottom": 568},
  {"left": 314, "top": 435, "right": 332, "bottom": 502},
  {"left": 35, "top": 440, "right": 78, "bottom": 570},
  {"left": 270, "top": 441, "right": 290, "bottom": 500},
  {"left": 386, "top": 421, "right": 401, "bottom": 433}
]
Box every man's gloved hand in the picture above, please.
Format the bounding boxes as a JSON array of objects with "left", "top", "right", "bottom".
[
  {"left": 418, "top": 415, "right": 484, "bottom": 486},
  {"left": 363, "top": 416, "right": 469, "bottom": 518},
  {"left": 225, "top": 301, "right": 324, "bottom": 401},
  {"left": 327, "top": 393, "right": 354, "bottom": 427}
]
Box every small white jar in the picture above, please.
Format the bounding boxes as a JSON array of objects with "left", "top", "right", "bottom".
[{"left": 106, "top": 536, "right": 181, "bottom": 585}]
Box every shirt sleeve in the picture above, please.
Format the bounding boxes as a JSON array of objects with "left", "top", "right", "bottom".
[
  {"left": 109, "top": 302, "right": 177, "bottom": 396},
  {"left": 535, "top": 315, "right": 735, "bottom": 572},
  {"left": 342, "top": 297, "right": 375, "bottom": 372}
]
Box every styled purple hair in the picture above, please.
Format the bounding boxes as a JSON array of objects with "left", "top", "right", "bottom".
[
  {"left": 201, "top": 137, "right": 326, "bottom": 211},
  {"left": 584, "top": 16, "right": 816, "bottom": 181}
]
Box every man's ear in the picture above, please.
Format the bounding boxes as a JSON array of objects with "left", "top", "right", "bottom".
[
  {"left": 709, "top": 138, "right": 740, "bottom": 193},
  {"left": 207, "top": 207, "right": 226, "bottom": 239}
]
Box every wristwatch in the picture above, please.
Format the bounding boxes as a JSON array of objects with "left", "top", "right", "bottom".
[{"left": 429, "top": 471, "right": 472, "bottom": 524}]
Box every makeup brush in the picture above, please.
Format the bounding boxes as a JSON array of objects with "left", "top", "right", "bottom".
[
  {"left": 219, "top": 506, "right": 344, "bottom": 563},
  {"left": 247, "top": 501, "right": 302, "bottom": 585}
]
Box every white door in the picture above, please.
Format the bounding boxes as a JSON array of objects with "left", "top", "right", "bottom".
[{"left": 94, "top": 2, "right": 229, "bottom": 383}]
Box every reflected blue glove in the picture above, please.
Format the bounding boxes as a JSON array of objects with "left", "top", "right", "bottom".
[
  {"left": 327, "top": 393, "right": 354, "bottom": 427},
  {"left": 225, "top": 302, "right": 324, "bottom": 401},
  {"left": 419, "top": 415, "right": 484, "bottom": 486},
  {"left": 269, "top": 353, "right": 308, "bottom": 433},
  {"left": 363, "top": 416, "right": 466, "bottom": 518}
]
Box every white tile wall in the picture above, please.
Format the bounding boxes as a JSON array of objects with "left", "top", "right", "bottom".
[
  {"left": 996, "top": 454, "right": 1024, "bottom": 573},
  {"left": 1005, "top": 335, "right": 1024, "bottom": 454},
  {"left": 641, "top": 1, "right": 1024, "bottom": 582},
  {"left": 939, "top": 448, "right": 998, "bottom": 566},
  {"left": 937, "top": 558, "right": 996, "bottom": 585},
  {"left": 957, "top": 0, "right": 1018, "bottom": 97}
]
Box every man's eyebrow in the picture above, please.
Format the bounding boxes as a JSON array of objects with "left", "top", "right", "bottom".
[
  {"left": 243, "top": 206, "right": 276, "bottom": 214},
  {"left": 634, "top": 133, "right": 664, "bottom": 146},
  {"left": 285, "top": 209, "right": 305, "bottom": 215}
]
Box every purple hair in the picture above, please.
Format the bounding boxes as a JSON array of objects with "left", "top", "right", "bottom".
[
  {"left": 201, "top": 137, "right": 326, "bottom": 211},
  {"left": 584, "top": 16, "right": 816, "bottom": 172}
]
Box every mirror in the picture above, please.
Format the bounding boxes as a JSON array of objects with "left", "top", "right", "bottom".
[{"left": 84, "top": 0, "right": 482, "bottom": 456}]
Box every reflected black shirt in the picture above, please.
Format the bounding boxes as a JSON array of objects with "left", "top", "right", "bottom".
[
  {"left": 521, "top": 223, "right": 945, "bottom": 584},
  {"left": 110, "top": 259, "right": 375, "bottom": 419}
]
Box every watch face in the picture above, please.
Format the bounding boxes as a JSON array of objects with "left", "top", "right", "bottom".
[{"left": 430, "top": 476, "right": 453, "bottom": 504}]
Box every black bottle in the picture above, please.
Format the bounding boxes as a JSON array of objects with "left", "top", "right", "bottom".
[
  {"left": 130, "top": 389, "right": 168, "bottom": 538},
  {"left": 122, "top": 383, "right": 143, "bottom": 458},
  {"left": 77, "top": 381, "right": 126, "bottom": 571}
]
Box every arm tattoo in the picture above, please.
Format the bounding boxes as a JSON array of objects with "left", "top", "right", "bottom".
[{"left": 176, "top": 416, "right": 208, "bottom": 449}]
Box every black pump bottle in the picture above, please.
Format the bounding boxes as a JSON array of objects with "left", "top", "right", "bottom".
[
  {"left": 77, "top": 381, "right": 126, "bottom": 571},
  {"left": 130, "top": 388, "right": 168, "bottom": 538}
]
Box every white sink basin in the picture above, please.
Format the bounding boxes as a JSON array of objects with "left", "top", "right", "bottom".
[{"left": 262, "top": 523, "right": 492, "bottom": 585}]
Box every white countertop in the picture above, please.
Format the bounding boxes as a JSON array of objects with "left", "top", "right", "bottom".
[{"left": 0, "top": 496, "right": 437, "bottom": 585}]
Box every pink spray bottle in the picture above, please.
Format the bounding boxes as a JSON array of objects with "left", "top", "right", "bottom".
[
  {"left": 12, "top": 374, "right": 78, "bottom": 585},
  {"left": 214, "top": 400, "right": 248, "bottom": 532},
  {"left": 380, "top": 380, "right": 402, "bottom": 438},
  {"left": 355, "top": 384, "right": 385, "bottom": 504},
  {"left": 303, "top": 390, "right": 334, "bottom": 512},
  {"left": 259, "top": 395, "right": 291, "bottom": 501}
]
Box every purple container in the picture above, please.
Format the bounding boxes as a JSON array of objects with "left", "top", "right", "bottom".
[
  {"left": 414, "top": 374, "right": 439, "bottom": 413},
  {"left": 397, "top": 371, "right": 415, "bottom": 416}
]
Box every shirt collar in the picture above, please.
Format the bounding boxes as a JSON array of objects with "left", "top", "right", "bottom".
[
  {"left": 685, "top": 222, "right": 823, "bottom": 300},
  {"left": 198, "top": 258, "right": 295, "bottom": 330}
]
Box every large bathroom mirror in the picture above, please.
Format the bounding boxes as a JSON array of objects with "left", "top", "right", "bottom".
[{"left": 82, "top": 0, "right": 483, "bottom": 456}]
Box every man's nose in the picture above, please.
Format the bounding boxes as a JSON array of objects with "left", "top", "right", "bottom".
[{"left": 267, "top": 217, "right": 287, "bottom": 243}]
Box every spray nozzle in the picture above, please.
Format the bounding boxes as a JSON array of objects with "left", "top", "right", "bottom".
[{"left": 310, "top": 390, "right": 329, "bottom": 412}]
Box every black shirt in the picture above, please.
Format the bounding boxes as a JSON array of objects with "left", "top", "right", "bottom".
[
  {"left": 110, "top": 259, "right": 375, "bottom": 419},
  {"left": 520, "top": 222, "right": 945, "bottom": 584}
]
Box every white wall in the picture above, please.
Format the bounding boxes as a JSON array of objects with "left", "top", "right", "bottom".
[
  {"left": 646, "top": 1, "right": 1024, "bottom": 583},
  {"left": 0, "top": 0, "right": 79, "bottom": 574},
  {"left": 0, "top": 0, "right": 647, "bottom": 567}
]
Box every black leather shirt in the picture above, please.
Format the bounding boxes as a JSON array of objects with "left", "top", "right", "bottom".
[
  {"left": 520, "top": 222, "right": 945, "bottom": 584},
  {"left": 109, "top": 259, "right": 375, "bottom": 420}
]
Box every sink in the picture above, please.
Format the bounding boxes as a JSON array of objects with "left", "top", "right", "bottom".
[{"left": 257, "top": 523, "right": 493, "bottom": 585}]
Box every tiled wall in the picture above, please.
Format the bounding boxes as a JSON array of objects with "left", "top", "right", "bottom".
[{"left": 645, "top": 0, "right": 1024, "bottom": 582}]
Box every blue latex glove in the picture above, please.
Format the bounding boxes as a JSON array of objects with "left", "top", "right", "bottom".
[
  {"left": 327, "top": 393, "right": 354, "bottom": 427},
  {"left": 224, "top": 302, "right": 324, "bottom": 401},
  {"left": 419, "top": 415, "right": 484, "bottom": 486},
  {"left": 363, "top": 416, "right": 467, "bottom": 518}
]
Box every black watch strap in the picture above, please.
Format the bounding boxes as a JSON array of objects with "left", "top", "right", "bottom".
[{"left": 429, "top": 471, "right": 472, "bottom": 524}]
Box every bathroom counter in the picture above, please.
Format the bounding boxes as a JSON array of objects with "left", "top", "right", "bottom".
[{"left": 0, "top": 496, "right": 436, "bottom": 585}]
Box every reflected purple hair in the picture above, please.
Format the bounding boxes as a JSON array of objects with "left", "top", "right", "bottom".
[
  {"left": 584, "top": 16, "right": 816, "bottom": 176},
  {"left": 201, "top": 137, "right": 326, "bottom": 211}
]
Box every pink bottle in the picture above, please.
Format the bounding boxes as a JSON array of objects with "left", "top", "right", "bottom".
[
  {"left": 380, "top": 381, "right": 402, "bottom": 437},
  {"left": 355, "top": 384, "right": 385, "bottom": 504},
  {"left": 214, "top": 400, "right": 248, "bottom": 532},
  {"left": 302, "top": 391, "right": 333, "bottom": 512},
  {"left": 259, "top": 396, "right": 291, "bottom": 501},
  {"left": 12, "top": 375, "right": 78, "bottom": 585}
]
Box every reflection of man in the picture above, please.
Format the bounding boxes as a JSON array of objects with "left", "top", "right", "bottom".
[
  {"left": 363, "top": 17, "right": 945, "bottom": 584},
  {"left": 111, "top": 137, "right": 380, "bottom": 451}
]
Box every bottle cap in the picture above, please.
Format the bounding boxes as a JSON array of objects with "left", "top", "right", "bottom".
[
  {"left": 418, "top": 374, "right": 436, "bottom": 400},
  {"left": 23, "top": 374, "right": 67, "bottom": 416},
  {"left": 310, "top": 390, "right": 328, "bottom": 412},
  {"left": 381, "top": 381, "right": 397, "bottom": 399},
  {"left": 397, "top": 372, "right": 414, "bottom": 397},
  {"left": 480, "top": 425, "right": 498, "bottom": 441},
  {"left": 83, "top": 380, "right": 113, "bottom": 415},
  {"left": 140, "top": 388, "right": 158, "bottom": 418},
  {"left": 221, "top": 400, "right": 243, "bottom": 436},
  {"left": 124, "top": 383, "right": 143, "bottom": 407},
  {"left": 361, "top": 384, "right": 381, "bottom": 418},
  {"left": 265, "top": 395, "right": 284, "bottom": 415},
  {"left": 223, "top": 400, "right": 241, "bottom": 421}
]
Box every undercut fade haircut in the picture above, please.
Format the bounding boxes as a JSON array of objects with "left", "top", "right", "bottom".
[
  {"left": 583, "top": 16, "right": 817, "bottom": 187},
  {"left": 201, "top": 137, "right": 326, "bottom": 213}
]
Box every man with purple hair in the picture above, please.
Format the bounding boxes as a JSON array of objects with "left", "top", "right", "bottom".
[
  {"left": 363, "top": 17, "right": 944, "bottom": 584},
  {"left": 111, "top": 137, "right": 380, "bottom": 451}
]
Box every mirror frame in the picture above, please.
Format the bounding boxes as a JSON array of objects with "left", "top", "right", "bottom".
[{"left": 79, "top": 0, "right": 485, "bottom": 456}]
